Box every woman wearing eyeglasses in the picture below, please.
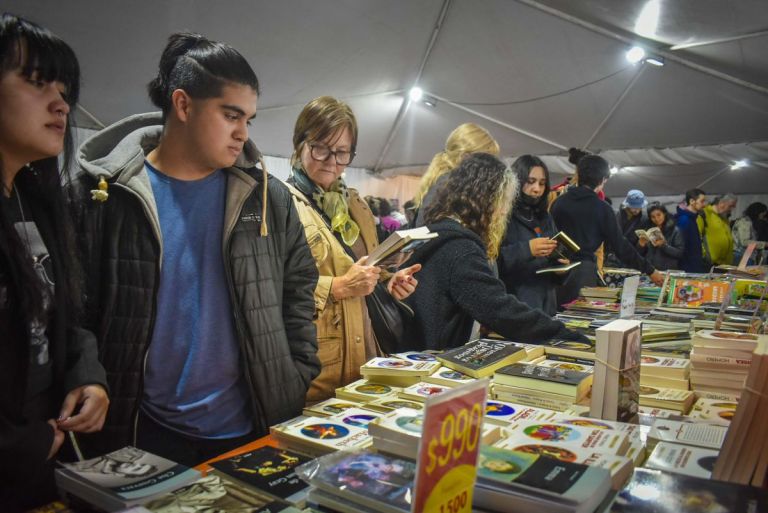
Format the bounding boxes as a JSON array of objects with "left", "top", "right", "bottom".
[{"left": 286, "top": 96, "right": 421, "bottom": 403}]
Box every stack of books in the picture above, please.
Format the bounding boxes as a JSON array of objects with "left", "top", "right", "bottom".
[
  {"left": 335, "top": 379, "right": 403, "bottom": 403},
  {"left": 712, "top": 336, "right": 768, "bottom": 486},
  {"left": 270, "top": 416, "right": 372, "bottom": 456},
  {"left": 689, "top": 330, "right": 761, "bottom": 395},
  {"left": 436, "top": 338, "right": 528, "bottom": 378},
  {"left": 538, "top": 339, "right": 596, "bottom": 361},
  {"left": 590, "top": 319, "right": 642, "bottom": 423},
  {"left": 359, "top": 356, "right": 441, "bottom": 386},
  {"left": 529, "top": 354, "right": 595, "bottom": 374},
  {"left": 640, "top": 356, "right": 690, "bottom": 390},
  {"left": 580, "top": 286, "right": 622, "bottom": 302},
  {"left": 638, "top": 386, "right": 695, "bottom": 413},
  {"left": 493, "top": 363, "right": 593, "bottom": 411},
  {"left": 688, "top": 395, "right": 739, "bottom": 424},
  {"left": 420, "top": 366, "right": 475, "bottom": 387},
  {"left": 397, "top": 381, "right": 451, "bottom": 402},
  {"left": 474, "top": 445, "right": 612, "bottom": 513}
]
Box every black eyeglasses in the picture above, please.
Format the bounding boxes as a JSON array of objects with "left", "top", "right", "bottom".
[{"left": 309, "top": 143, "right": 356, "bottom": 166}]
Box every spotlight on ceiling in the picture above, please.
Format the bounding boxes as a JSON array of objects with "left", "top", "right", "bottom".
[
  {"left": 422, "top": 94, "right": 437, "bottom": 108},
  {"left": 610, "top": 166, "right": 620, "bottom": 175},
  {"left": 626, "top": 46, "right": 646, "bottom": 64},
  {"left": 731, "top": 159, "right": 749, "bottom": 170},
  {"left": 409, "top": 86, "right": 423, "bottom": 102},
  {"left": 645, "top": 56, "right": 665, "bottom": 66}
]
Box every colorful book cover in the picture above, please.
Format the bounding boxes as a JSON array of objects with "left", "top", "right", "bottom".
[
  {"left": 611, "top": 468, "right": 768, "bottom": 513},
  {"left": 666, "top": 278, "right": 730, "bottom": 307},
  {"left": 360, "top": 357, "right": 440, "bottom": 376},
  {"left": 398, "top": 382, "right": 451, "bottom": 402},
  {"left": 500, "top": 421, "right": 630, "bottom": 457},
  {"left": 422, "top": 366, "right": 475, "bottom": 387},
  {"left": 275, "top": 417, "right": 371, "bottom": 453},
  {"left": 210, "top": 446, "right": 311, "bottom": 505},
  {"left": 437, "top": 339, "right": 527, "bottom": 377},
  {"left": 328, "top": 407, "right": 383, "bottom": 429}
]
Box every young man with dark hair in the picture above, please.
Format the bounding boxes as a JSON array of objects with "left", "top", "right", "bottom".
[
  {"left": 74, "top": 33, "right": 320, "bottom": 466},
  {"left": 676, "top": 188, "right": 708, "bottom": 272},
  {"left": 551, "top": 155, "right": 663, "bottom": 305}
]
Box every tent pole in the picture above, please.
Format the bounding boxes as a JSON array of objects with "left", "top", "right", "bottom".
[
  {"left": 670, "top": 30, "right": 768, "bottom": 51},
  {"left": 75, "top": 104, "right": 106, "bottom": 130},
  {"left": 429, "top": 92, "right": 568, "bottom": 151},
  {"left": 372, "top": 0, "right": 453, "bottom": 174},
  {"left": 514, "top": 0, "right": 768, "bottom": 97},
  {"left": 584, "top": 65, "right": 647, "bottom": 150},
  {"left": 696, "top": 165, "right": 732, "bottom": 189}
]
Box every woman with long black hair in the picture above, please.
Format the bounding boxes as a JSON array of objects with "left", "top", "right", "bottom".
[{"left": 0, "top": 13, "right": 108, "bottom": 510}]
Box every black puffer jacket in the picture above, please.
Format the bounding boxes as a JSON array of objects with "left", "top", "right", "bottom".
[
  {"left": 73, "top": 113, "right": 320, "bottom": 455},
  {"left": 638, "top": 219, "right": 685, "bottom": 271},
  {"left": 404, "top": 219, "right": 586, "bottom": 350}
]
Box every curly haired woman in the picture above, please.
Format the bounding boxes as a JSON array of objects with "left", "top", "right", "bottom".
[{"left": 403, "top": 153, "right": 587, "bottom": 350}]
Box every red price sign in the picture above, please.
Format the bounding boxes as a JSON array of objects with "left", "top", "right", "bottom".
[{"left": 412, "top": 379, "right": 488, "bottom": 513}]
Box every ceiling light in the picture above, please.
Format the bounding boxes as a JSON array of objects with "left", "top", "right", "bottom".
[
  {"left": 610, "top": 166, "right": 620, "bottom": 175},
  {"left": 409, "top": 87, "right": 423, "bottom": 102},
  {"left": 645, "top": 56, "right": 665, "bottom": 66},
  {"left": 626, "top": 46, "right": 646, "bottom": 64},
  {"left": 731, "top": 159, "right": 749, "bottom": 170}
]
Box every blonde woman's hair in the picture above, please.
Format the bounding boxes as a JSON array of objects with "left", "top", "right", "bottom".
[
  {"left": 423, "top": 153, "right": 517, "bottom": 260},
  {"left": 414, "top": 123, "right": 500, "bottom": 206},
  {"left": 291, "top": 96, "right": 358, "bottom": 168}
]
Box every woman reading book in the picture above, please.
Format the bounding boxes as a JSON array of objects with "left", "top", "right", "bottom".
[
  {"left": 637, "top": 203, "right": 685, "bottom": 271},
  {"left": 0, "top": 13, "right": 109, "bottom": 510},
  {"left": 498, "top": 155, "right": 571, "bottom": 315},
  {"left": 285, "top": 96, "right": 421, "bottom": 403},
  {"left": 404, "top": 153, "right": 587, "bottom": 350}
]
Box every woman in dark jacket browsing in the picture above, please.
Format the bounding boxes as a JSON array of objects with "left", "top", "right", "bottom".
[
  {"left": 638, "top": 203, "right": 685, "bottom": 271},
  {"left": 498, "top": 155, "right": 571, "bottom": 315},
  {"left": 404, "top": 153, "right": 587, "bottom": 351},
  {"left": 0, "top": 14, "right": 108, "bottom": 510}
]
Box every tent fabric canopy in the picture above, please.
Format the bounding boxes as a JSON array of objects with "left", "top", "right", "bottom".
[{"left": 8, "top": 0, "right": 768, "bottom": 195}]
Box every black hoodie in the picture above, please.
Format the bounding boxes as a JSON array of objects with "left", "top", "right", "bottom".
[
  {"left": 403, "top": 219, "right": 586, "bottom": 350},
  {"left": 551, "top": 186, "right": 655, "bottom": 274}
]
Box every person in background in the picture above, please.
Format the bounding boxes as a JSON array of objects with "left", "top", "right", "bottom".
[
  {"left": 698, "top": 193, "right": 737, "bottom": 266},
  {"left": 676, "top": 188, "right": 708, "bottom": 272},
  {"left": 605, "top": 189, "right": 649, "bottom": 267},
  {"left": 413, "top": 123, "right": 499, "bottom": 226},
  {"left": 285, "top": 96, "right": 421, "bottom": 403},
  {"left": 498, "top": 155, "right": 567, "bottom": 316},
  {"left": 551, "top": 155, "right": 663, "bottom": 305},
  {"left": 75, "top": 33, "right": 320, "bottom": 466},
  {"left": 405, "top": 153, "right": 588, "bottom": 350},
  {"left": 387, "top": 199, "right": 408, "bottom": 227},
  {"left": 0, "top": 13, "right": 109, "bottom": 510},
  {"left": 377, "top": 197, "right": 402, "bottom": 236},
  {"left": 732, "top": 202, "right": 768, "bottom": 264},
  {"left": 638, "top": 203, "right": 684, "bottom": 271},
  {"left": 402, "top": 199, "right": 417, "bottom": 229}
]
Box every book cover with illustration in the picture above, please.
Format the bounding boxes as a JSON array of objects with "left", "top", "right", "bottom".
[
  {"left": 483, "top": 400, "right": 557, "bottom": 426},
  {"left": 494, "top": 363, "right": 593, "bottom": 400},
  {"left": 55, "top": 446, "right": 200, "bottom": 510},
  {"left": 666, "top": 278, "right": 730, "bottom": 308},
  {"left": 303, "top": 397, "right": 367, "bottom": 418},
  {"left": 271, "top": 417, "right": 371, "bottom": 455},
  {"left": 437, "top": 338, "right": 527, "bottom": 377},
  {"left": 398, "top": 381, "right": 451, "bottom": 402},
  {"left": 500, "top": 421, "right": 630, "bottom": 457},
  {"left": 335, "top": 379, "right": 402, "bottom": 403},
  {"left": 210, "top": 446, "right": 312, "bottom": 505},
  {"left": 360, "top": 357, "right": 440, "bottom": 376},
  {"left": 422, "top": 366, "right": 476, "bottom": 387},
  {"left": 610, "top": 468, "right": 767, "bottom": 513}
]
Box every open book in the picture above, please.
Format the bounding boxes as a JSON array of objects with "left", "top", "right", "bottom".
[
  {"left": 535, "top": 260, "right": 582, "bottom": 274},
  {"left": 551, "top": 231, "right": 580, "bottom": 261},
  {"left": 365, "top": 226, "right": 437, "bottom": 266},
  {"left": 635, "top": 227, "right": 665, "bottom": 244}
]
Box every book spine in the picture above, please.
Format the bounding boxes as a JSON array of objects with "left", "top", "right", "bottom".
[{"left": 690, "top": 353, "right": 752, "bottom": 368}]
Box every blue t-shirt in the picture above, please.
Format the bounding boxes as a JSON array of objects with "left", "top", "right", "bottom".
[{"left": 142, "top": 162, "right": 252, "bottom": 439}]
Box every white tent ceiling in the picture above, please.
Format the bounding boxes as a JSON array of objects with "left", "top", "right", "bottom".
[{"left": 6, "top": 0, "right": 768, "bottom": 196}]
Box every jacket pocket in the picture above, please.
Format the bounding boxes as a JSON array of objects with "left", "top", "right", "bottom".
[{"left": 306, "top": 227, "right": 330, "bottom": 266}]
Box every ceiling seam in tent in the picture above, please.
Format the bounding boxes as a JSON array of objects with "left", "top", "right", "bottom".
[
  {"left": 256, "top": 89, "right": 405, "bottom": 113},
  {"left": 372, "top": 0, "right": 453, "bottom": 174},
  {"left": 670, "top": 29, "right": 768, "bottom": 51},
  {"left": 621, "top": 168, "right": 674, "bottom": 190},
  {"left": 422, "top": 92, "right": 568, "bottom": 151},
  {"left": 75, "top": 104, "right": 105, "bottom": 129},
  {"left": 584, "top": 64, "right": 647, "bottom": 150},
  {"left": 514, "top": 0, "right": 768, "bottom": 97},
  {"left": 696, "top": 165, "right": 732, "bottom": 189}
]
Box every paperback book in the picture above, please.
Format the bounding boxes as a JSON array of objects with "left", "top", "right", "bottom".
[
  {"left": 437, "top": 338, "right": 527, "bottom": 378},
  {"left": 645, "top": 442, "right": 719, "bottom": 479}
]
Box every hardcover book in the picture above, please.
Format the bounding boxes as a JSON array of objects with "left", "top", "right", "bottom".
[{"left": 437, "top": 338, "right": 527, "bottom": 378}]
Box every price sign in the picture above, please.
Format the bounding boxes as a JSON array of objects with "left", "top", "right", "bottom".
[
  {"left": 412, "top": 379, "right": 488, "bottom": 513},
  {"left": 620, "top": 275, "right": 640, "bottom": 319}
]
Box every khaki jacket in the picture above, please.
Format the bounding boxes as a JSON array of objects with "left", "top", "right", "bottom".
[{"left": 288, "top": 184, "right": 379, "bottom": 403}]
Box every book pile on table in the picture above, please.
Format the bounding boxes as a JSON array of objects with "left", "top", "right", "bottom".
[
  {"left": 638, "top": 385, "right": 695, "bottom": 413},
  {"left": 689, "top": 330, "right": 762, "bottom": 395},
  {"left": 270, "top": 415, "right": 373, "bottom": 456},
  {"left": 580, "top": 286, "right": 622, "bottom": 302},
  {"left": 590, "top": 320, "right": 642, "bottom": 423},
  {"left": 712, "top": 337, "right": 768, "bottom": 486},
  {"left": 640, "top": 355, "right": 690, "bottom": 390},
  {"left": 436, "top": 338, "right": 528, "bottom": 378},
  {"left": 688, "top": 394, "right": 739, "bottom": 423},
  {"left": 360, "top": 356, "right": 441, "bottom": 386},
  {"left": 492, "top": 362, "right": 593, "bottom": 412}
]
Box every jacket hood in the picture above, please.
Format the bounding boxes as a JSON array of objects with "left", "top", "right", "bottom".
[
  {"left": 409, "top": 218, "right": 486, "bottom": 263},
  {"left": 676, "top": 205, "right": 698, "bottom": 219},
  {"left": 78, "top": 111, "right": 270, "bottom": 236},
  {"left": 78, "top": 112, "right": 263, "bottom": 180},
  {"left": 566, "top": 185, "right": 599, "bottom": 201}
]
